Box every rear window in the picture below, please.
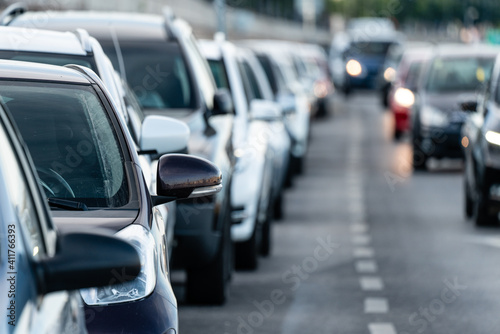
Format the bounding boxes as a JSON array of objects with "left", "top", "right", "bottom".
[
  {"left": 105, "top": 41, "right": 196, "bottom": 110},
  {"left": 425, "top": 57, "right": 494, "bottom": 93}
]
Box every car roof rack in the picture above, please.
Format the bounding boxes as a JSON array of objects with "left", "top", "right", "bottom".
[
  {"left": 74, "top": 28, "right": 92, "bottom": 53},
  {"left": 0, "top": 2, "right": 27, "bottom": 26}
]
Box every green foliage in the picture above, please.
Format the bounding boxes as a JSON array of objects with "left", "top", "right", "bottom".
[{"left": 326, "top": 0, "right": 500, "bottom": 25}]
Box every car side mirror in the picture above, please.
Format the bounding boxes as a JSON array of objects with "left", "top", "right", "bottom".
[
  {"left": 211, "top": 88, "right": 234, "bottom": 116},
  {"left": 461, "top": 101, "right": 477, "bottom": 112},
  {"left": 250, "top": 99, "right": 282, "bottom": 121},
  {"left": 39, "top": 231, "right": 141, "bottom": 294},
  {"left": 156, "top": 154, "right": 222, "bottom": 202},
  {"left": 140, "top": 115, "right": 190, "bottom": 155}
]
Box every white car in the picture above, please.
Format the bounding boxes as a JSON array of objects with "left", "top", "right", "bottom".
[
  {"left": 0, "top": 25, "right": 188, "bottom": 258},
  {"left": 199, "top": 38, "right": 278, "bottom": 269},
  {"left": 241, "top": 41, "right": 311, "bottom": 176}
]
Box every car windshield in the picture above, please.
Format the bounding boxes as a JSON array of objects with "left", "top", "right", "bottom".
[
  {"left": 0, "top": 81, "right": 129, "bottom": 208},
  {"left": 104, "top": 41, "right": 196, "bottom": 110},
  {"left": 425, "top": 56, "right": 494, "bottom": 93},
  {"left": 0, "top": 51, "right": 98, "bottom": 73},
  {"left": 348, "top": 41, "right": 393, "bottom": 57}
]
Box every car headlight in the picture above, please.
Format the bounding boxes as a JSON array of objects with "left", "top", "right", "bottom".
[
  {"left": 80, "top": 224, "right": 156, "bottom": 305},
  {"left": 383, "top": 67, "right": 396, "bottom": 82},
  {"left": 420, "top": 105, "right": 448, "bottom": 127},
  {"left": 486, "top": 130, "right": 500, "bottom": 146},
  {"left": 346, "top": 59, "right": 363, "bottom": 77},
  {"left": 393, "top": 88, "right": 415, "bottom": 108}
]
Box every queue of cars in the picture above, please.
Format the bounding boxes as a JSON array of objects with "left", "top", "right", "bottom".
[
  {"left": 381, "top": 38, "right": 500, "bottom": 227},
  {"left": 0, "top": 4, "right": 331, "bottom": 333}
]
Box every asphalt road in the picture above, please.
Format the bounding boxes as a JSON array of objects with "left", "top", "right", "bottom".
[{"left": 176, "top": 92, "right": 500, "bottom": 334}]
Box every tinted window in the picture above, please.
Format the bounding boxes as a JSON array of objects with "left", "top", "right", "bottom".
[
  {"left": 208, "top": 59, "right": 230, "bottom": 90},
  {"left": 1, "top": 82, "right": 129, "bottom": 208},
  {"left": 348, "top": 42, "right": 392, "bottom": 57},
  {"left": 109, "top": 41, "right": 196, "bottom": 110},
  {"left": 257, "top": 55, "right": 278, "bottom": 95},
  {"left": 425, "top": 57, "right": 494, "bottom": 93},
  {"left": 240, "top": 60, "right": 263, "bottom": 100},
  {"left": 0, "top": 51, "right": 97, "bottom": 73}
]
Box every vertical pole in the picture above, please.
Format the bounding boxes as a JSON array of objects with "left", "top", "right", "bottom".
[{"left": 215, "top": 0, "right": 227, "bottom": 34}]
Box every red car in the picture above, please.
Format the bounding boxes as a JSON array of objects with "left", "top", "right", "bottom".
[{"left": 389, "top": 46, "right": 432, "bottom": 139}]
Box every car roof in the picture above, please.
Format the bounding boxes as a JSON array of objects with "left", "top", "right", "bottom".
[
  {"left": 0, "top": 26, "right": 88, "bottom": 55},
  {"left": 432, "top": 43, "right": 500, "bottom": 58},
  {"left": 0, "top": 59, "right": 90, "bottom": 84},
  {"left": 11, "top": 11, "right": 169, "bottom": 41}
]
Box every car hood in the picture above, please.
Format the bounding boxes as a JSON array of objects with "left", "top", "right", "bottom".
[
  {"left": 52, "top": 209, "right": 139, "bottom": 234},
  {"left": 422, "top": 91, "right": 477, "bottom": 113}
]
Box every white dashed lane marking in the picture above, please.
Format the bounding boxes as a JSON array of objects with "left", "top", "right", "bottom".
[
  {"left": 352, "top": 234, "right": 371, "bottom": 246},
  {"left": 368, "top": 323, "right": 397, "bottom": 334},
  {"left": 350, "top": 223, "right": 369, "bottom": 233},
  {"left": 355, "top": 260, "right": 378, "bottom": 274},
  {"left": 364, "top": 298, "right": 389, "bottom": 313},
  {"left": 353, "top": 247, "right": 375, "bottom": 258},
  {"left": 359, "top": 277, "right": 384, "bottom": 291}
]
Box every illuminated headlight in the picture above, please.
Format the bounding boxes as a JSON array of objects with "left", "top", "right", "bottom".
[
  {"left": 383, "top": 67, "right": 396, "bottom": 82},
  {"left": 346, "top": 59, "right": 363, "bottom": 77},
  {"left": 420, "top": 105, "right": 448, "bottom": 127},
  {"left": 393, "top": 88, "right": 415, "bottom": 108},
  {"left": 486, "top": 131, "right": 500, "bottom": 146},
  {"left": 313, "top": 81, "right": 329, "bottom": 98},
  {"left": 80, "top": 225, "right": 156, "bottom": 305}
]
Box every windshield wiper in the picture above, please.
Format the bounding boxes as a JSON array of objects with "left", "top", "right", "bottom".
[{"left": 47, "top": 198, "right": 88, "bottom": 211}]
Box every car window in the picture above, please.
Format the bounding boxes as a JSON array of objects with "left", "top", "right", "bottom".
[
  {"left": 0, "top": 81, "right": 129, "bottom": 208},
  {"left": 240, "top": 60, "right": 264, "bottom": 100},
  {"left": 425, "top": 57, "right": 495, "bottom": 93},
  {"left": 405, "top": 62, "right": 423, "bottom": 90},
  {"left": 348, "top": 41, "right": 393, "bottom": 57},
  {"left": 107, "top": 41, "right": 196, "bottom": 110},
  {"left": 208, "top": 59, "right": 231, "bottom": 91},
  {"left": 0, "top": 117, "right": 45, "bottom": 260},
  {"left": 256, "top": 54, "right": 278, "bottom": 95},
  {"left": 182, "top": 35, "right": 216, "bottom": 110},
  {"left": 0, "top": 50, "right": 98, "bottom": 73}
]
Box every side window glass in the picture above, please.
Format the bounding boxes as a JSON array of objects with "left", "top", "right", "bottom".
[
  {"left": 0, "top": 122, "right": 44, "bottom": 260},
  {"left": 237, "top": 60, "right": 255, "bottom": 106},
  {"left": 242, "top": 60, "right": 263, "bottom": 100},
  {"left": 183, "top": 35, "right": 216, "bottom": 109}
]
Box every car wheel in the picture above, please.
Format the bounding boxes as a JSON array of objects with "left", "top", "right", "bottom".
[
  {"left": 413, "top": 144, "right": 429, "bottom": 170},
  {"left": 235, "top": 223, "right": 259, "bottom": 270},
  {"left": 473, "top": 187, "right": 496, "bottom": 226},
  {"left": 186, "top": 205, "right": 232, "bottom": 305},
  {"left": 394, "top": 129, "right": 402, "bottom": 140},
  {"left": 260, "top": 215, "right": 272, "bottom": 257},
  {"left": 464, "top": 177, "right": 473, "bottom": 219},
  {"left": 273, "top": 192, "right": 284, "bottom": 220}
]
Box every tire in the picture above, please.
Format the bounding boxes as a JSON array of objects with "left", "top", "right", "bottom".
[
  {"left": 260, "top": 216, "right": 272, "bottom": 257},
  {"left": 464, "top": 177, "right": 473, "bottom": 219},
  {"left": 473, "top": 187, "right": 496, "bottom": 226},
  {"left": 412, "top": 141, "right": 428, "bottom": 171},
  {"left": 186, "top": 206, "right": 232, "bottom": 305},
  {"left": 235, "top": 225, "right": 259, "bottom": 270},
  {"left": 394, "top": 129, "right": 402, "bottom": 140},
  {"left": 273, "top": 192, "right": 284, "bottom": 220}
]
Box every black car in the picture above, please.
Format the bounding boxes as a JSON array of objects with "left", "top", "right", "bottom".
[
  {"left": 411, "top": 44, "right": 498, "bottom": 170},
  {"left": 8, "top": 9, "right": 236, "bottom": 304},
  {"left": 463, "top": 52, "right": 500, "bottom": 226},
  {"left": 0, "top": 88, "right": 140, "bottom": 334},
  {"left": 0, "top": 59, "right": 222, "bottom": 333}
]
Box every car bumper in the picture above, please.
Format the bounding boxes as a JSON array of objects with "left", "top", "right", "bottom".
[
  {"left": 420, "top": 124, "right": 463, "bottom": 158},
  {"left": 84, "top": 285, "right": 178, "bottom": 334}
]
